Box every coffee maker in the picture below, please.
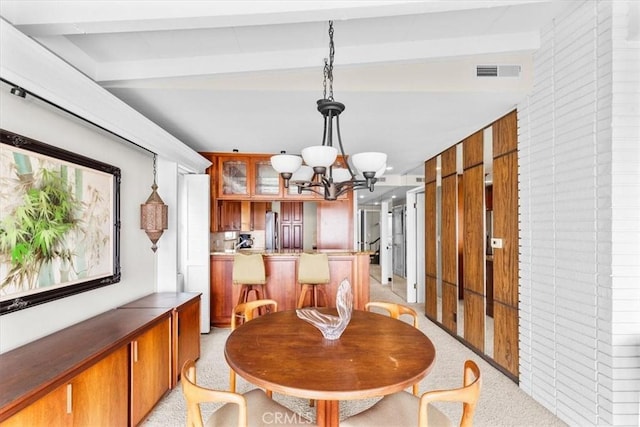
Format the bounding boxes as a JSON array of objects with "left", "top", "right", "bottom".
[{"left": 237, "top": 233, "right": 253, "bottom": 249}]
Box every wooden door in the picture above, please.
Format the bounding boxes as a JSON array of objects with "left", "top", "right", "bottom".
[
  {"left": 130, "top": 318, "right": 171, "bottom": 426},
  {"left": 280, "top": 201, "right": 303, "bottom": 249}
]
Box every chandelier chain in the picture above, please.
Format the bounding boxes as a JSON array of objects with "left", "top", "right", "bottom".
[
  {"left": 152, "top": 154, "right": 158, "bottom": 185},
  {"left": 323, "top": 21, "right": 335, "bottom": 101}
]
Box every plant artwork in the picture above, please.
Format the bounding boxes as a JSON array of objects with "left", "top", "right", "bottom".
[{"left": 0, "top": 129, "right": 120, "bottom": 315}]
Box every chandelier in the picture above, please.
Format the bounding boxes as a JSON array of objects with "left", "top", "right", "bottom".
[{"left": 270, "top": 21, "right": 387, "bottom": 201}]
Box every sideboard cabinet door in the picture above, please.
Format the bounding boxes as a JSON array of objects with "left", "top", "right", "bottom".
[
  {"left": 130, "top": 317, "right": 172, "bottom": 426},
  {"left": 2, "top": 346, "right": 128, "bottom": 426},
  {"left": 176, "top": 298, "right": 201, "bottom": 382}
]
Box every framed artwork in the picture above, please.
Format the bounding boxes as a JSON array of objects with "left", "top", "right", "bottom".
[{"left": 0, "top": 129, "right": 121, "bottom": 315}]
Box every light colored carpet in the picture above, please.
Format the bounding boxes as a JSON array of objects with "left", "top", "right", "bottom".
[{"left": 142, "top": 280, "right": 565, "bottom": 427}]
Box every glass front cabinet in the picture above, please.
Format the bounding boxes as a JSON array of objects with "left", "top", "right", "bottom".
[{"left": 217, "top": 155, "right": 281, "bottom": 199}]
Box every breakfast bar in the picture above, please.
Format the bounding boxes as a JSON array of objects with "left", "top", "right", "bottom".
[{"left": 209, "top": 251, "right": 370, "bottom": 326}]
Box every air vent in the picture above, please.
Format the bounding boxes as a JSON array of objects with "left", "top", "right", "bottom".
[
  {"left": 416, "top": 177, "right": 425, "bottom": 183},
  {"left": 476, "top": 65, "right": 521, "bottom": 77},
  {"left": 377, "top": 177, "right": 387, "bottom": 183}
]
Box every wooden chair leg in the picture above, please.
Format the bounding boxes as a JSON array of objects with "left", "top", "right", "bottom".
[
  {"left": 230, "top": 370, "right": 236, "bottom": 393},
  {"left": 317, "top": 286, "right": 329, "bottom": 307},
  {"left": 297, "top": 285, "right": 309, "bottom": 308}
]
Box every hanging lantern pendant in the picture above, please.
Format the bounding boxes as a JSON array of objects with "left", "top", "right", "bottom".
[{"left": 140, "top": 155, "right": 168, "bottom": 252}]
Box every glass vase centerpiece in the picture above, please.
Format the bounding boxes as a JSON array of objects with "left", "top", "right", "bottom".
[{"left": 296, "top": 278, "right": 353, "bottom": 340}]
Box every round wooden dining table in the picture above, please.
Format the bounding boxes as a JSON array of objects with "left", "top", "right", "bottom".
[{"left": 225, "top": 309, "right": 436, "bottom": 427}]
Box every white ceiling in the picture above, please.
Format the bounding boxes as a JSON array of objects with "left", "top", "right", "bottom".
[{"left": 0, "top": 1, "right": 567, "bottom": 205}]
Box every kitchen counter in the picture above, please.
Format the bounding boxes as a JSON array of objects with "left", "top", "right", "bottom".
[
  {"left": 210, "top": 249, "right": 372, "bottom": 256},
  {"left": 209, "top": 251, "right": 370, "bottom": 326}
]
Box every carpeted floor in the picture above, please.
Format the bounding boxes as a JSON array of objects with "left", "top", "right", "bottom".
[{"left": 142, "top": 278, "right": 566, "bottom": 427}]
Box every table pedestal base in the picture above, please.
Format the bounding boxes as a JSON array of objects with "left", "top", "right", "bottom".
[{"left": 316, "top": 400, "right": 339, "bottom": 427}]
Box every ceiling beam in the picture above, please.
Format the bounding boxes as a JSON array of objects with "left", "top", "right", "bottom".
[
  {"left": 93, "top": 31, "right": 538, "bottom": 82},
  {"left": 2, "top": 1, "right": 551, "bottom": 35}
]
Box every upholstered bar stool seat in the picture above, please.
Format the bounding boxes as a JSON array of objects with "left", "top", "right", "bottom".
[
  {"left": 296, "top": 252, "right": 330, "bottom": 308},
  {"left": 232, "top": 253, "right": 267, "bottom": 308}
]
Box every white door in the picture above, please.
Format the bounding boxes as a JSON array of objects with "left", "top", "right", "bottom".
[{"left": 180, "top": 174, "right": 210, "bottom": 333}]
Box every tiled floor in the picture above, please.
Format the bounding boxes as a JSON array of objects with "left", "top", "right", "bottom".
[{"left": 369, "top": 264, "right": 407, "bottom": 300}]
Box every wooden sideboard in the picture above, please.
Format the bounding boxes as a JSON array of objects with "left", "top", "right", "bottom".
[
  {"left": 119, "top": 292, "right": 201, "bottom": 387},
  {"left": 0, "top": 293, "right": 201, "bottom": 426},
  {"left": 210, "top": 251, "right": 370, "bottom": 326}
]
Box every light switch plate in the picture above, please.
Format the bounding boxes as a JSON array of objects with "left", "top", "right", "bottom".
[{"left": 491, "top": 238, "right": 503, "bottom": 249}]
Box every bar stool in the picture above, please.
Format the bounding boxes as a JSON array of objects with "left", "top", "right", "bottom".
[
  {"left": 296, "top": 252, "right": 330, "bottom": 308},
  {"left": 232, "top": 253, "right": 267, "bottom": 307}
]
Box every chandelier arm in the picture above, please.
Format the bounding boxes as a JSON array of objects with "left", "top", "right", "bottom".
[
  {"left": 292, "top": 182, "right": 325, "bottom": 197},
  {"left": 322, "top": 114, "right": 328, "bottom": 146}
]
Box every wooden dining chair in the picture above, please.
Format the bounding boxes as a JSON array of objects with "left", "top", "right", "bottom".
[
  {"left": 341, "top": 360, "right": 482, "bottom": 427},
  {"left": 365, "top": 301, "right": 420, "bottom": 395},
  {"left": 231, "top": 299, "right": 278, "bottom": 330},
  {"left": 365, "top": 301, "right": 419, "bottom": 327},
  {"left": 230, "top": 299, "right": 278, "bottom": 396},
  {"left": 181, "top": 359, "right": 307, "bottom": 427}
]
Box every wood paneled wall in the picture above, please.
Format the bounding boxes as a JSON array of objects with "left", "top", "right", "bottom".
[
  {"left": 441, "top": 146, "right": 458, "bottom": 333},
  {"left": 422, "top": 110, "right": 519, "bottom": 380},
  {"left": 462, "top": 131, "right": 485, "bottom": 352},
  {"left": 492, "top": 110, "right": 519, "bottom": 377},
  {"left": 424, "top": 158, "right": 438, "bottom": 320}
]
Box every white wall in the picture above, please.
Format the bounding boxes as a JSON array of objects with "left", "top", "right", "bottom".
[
  {"left": 0, "top": 82, "right": 156, "bottom": 351},
  {"left": 518, "top": 1, "right": 639, "bottom": 425},
  {"left": 0, "top": 18, "right": 210, "bottom": 352}
]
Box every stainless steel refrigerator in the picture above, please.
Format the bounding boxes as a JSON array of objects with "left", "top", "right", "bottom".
[{"left": 265, "top": 211, "right": 278, "bottom": 250}]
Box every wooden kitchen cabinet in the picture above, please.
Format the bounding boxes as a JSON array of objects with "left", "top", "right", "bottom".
[
  {"left": 217, "top": 155, "right": 281, "bottom": 199},
  {"left": 217, "top": 200, "right": 271, "bottom": 232},
  {"left": 252, "top": 157, "right": 280, "bottom": 198},
  {"left": 218, "top": 200, "right": 242, "bottom": 230},
  {"left": 130, "top": 317, "right": 171, "bottom": 426}
]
